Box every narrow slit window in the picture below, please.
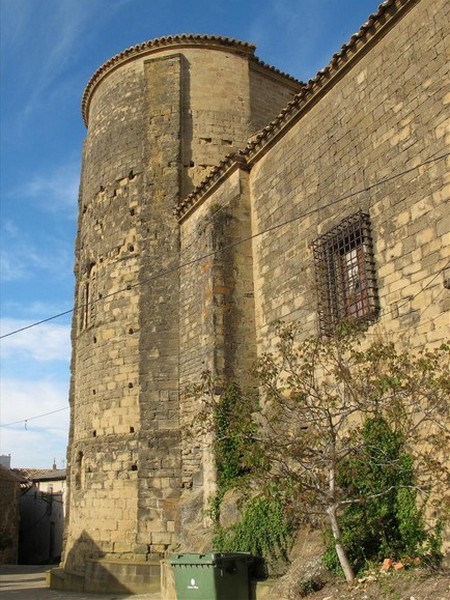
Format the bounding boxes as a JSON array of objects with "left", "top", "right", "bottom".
[{"left": 79, "top": 262, "right": 96, "bottom": 332}]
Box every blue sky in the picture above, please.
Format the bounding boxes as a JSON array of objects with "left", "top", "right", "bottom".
[{"left": 0, "top": 0, "right": 381, "bottom": 468}]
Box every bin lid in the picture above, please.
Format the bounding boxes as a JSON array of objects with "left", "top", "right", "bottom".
[{"left": 170, "top": 552, "right": 252, "bottom": 566}]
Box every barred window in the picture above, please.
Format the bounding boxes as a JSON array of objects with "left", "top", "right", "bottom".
[{"left": 312, "top": 212, "right": 379, "bottom": 336}]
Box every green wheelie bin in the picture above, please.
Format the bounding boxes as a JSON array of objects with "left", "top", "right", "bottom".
[{"left": 170, "top": 552, "right": 252, "bottom": 600}]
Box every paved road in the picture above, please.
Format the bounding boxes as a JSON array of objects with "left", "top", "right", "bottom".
[{"left": 0, "top": 566, "right": 162, "bottom": 600}]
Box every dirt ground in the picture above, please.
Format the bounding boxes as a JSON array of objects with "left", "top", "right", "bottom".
[{"left": 304, "top": 568, "right": 450, "bottom": 600}]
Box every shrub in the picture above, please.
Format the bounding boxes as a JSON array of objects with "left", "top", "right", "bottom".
[{"left": 323, "top": 417, "right": 431, "bottom": 574}]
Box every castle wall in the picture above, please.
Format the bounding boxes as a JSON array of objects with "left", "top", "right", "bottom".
[
  {"left": 181, "top": 50, "right": 250, "bottom": 194},
  {"left": 66, "top": 38, "right": 300, "bottom": 573},
  {"left": 248, "top": 0, "right": 449, "bottom": 353},
  {"left": 176, "top": 0, "right": 449, "bottom": 549},
  {"left": 136, "top": 53, "right": 182, "bottom": 554},
  {"left": 179, "top": 168, "right": 256, "bottom": 387},
  {"left": 66, "top": 58, "right": 146, "bottom": 571},
  {"left": 65, "top": 0, "right": 450, "bottom": 576}
]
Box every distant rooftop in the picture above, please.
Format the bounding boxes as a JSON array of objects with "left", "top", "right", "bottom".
[{"left": 13, "top": 467, "right": 66, "bottom": 482}]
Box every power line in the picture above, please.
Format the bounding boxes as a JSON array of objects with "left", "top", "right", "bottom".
[
  {"left": 3, "top": 275, "right": 447, "bottom": 430},
  {"left": 0, "top": 407, "right": 69, "bottom": 429},
  {"left": 0, "top": 309, "right": 74, "bottom": 339},
  {"left": 2, "top": 261, "right": 448, "bottom": 429},
  {"left": 1, "top": 150, "right": 449, "bottom": 340},
  {"left": 3, "top": 284, "right": 446, "bottom": 430}
]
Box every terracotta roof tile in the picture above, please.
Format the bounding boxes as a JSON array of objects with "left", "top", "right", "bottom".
[
  {"left": 14, "top": 467, "right": 66, "bottom": 481},
  {"left": 175, "top": 0, "right": 418, "bottom": 221}
]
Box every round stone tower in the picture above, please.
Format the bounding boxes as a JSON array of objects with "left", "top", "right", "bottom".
[{"left": 63, "top": 35, "right": 301, "bottom": 581}]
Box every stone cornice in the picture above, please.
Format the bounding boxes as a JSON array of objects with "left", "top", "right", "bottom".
[
  {"left": 176, "top": 153, "right": 250, "bottom": 223},
  {"left": 81, "top": 34, "right": 300, "bottom": 127},
  {"left": 175, "top": 0, "right": 420, "bottom": 222}
]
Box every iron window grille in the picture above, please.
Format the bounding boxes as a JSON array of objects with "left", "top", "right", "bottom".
[{"left": 312, "top": 211, "right": 379, "bottom": 336}]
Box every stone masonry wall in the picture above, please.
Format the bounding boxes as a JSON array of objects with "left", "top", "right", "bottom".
[
  {"left": 66, "top": 59, "right": 146, "bottom": 572},
  {"left": 136, "top": 54, "right": 182, "bottom": 554},
  {"left": 66, "top": 38, "right": 301, "bottom": 574},
  {"left": 249, "top": 0, "right": 449, "bottom": 354},
  {"left": 249, "top": 62, "right": 303, "bottom": 134},
  {"left": 176, "top": 0, "right": 449, "bottom": 549},
  {"left": 178, "top": 167, "right": 257, "bottom": 547},
  {"left": 64, "top": 1, "right": 449, "bottom": 579}
]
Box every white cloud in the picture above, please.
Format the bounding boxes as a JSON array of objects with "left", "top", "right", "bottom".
[
  {"left": 1, "top": 300, "right": 73, "bottom": 320},
  {"left": 3, "top": 0, "right": 136, "bottom": 125},
  {"left": 19, "top": 3, "right": 95, "bottom": 118},
  {"left": 2, "top": 161, "right": 78, "bottom": 285},
  {"left": 247, "top": 0, "right": 380, "bottom": 82},
  {"left": 0, "top": 235, "right": 74, "bottom": 283},
  {"left": 0, "top": 196, "right": 75, "bottom": 283},
  {"left": 0, "top": 377, "right": 69, "bottom": 469},
  {"left": 0, "top": 248, "right": 29, "bottom": 282},
  {"left": 11, "top": 162, "right": 80, "bottom": 215},
  {"left": 0, "top": 0, "right": 34, "bottom": 52},
  {"left": 246, "top": 0, "right": 318, "bottom": 79},
  {"left": 0, "top": 377, "right": 69, "bottom": 427},
  {"left": 0, "top": 319, "right": 71, "bottom": 363}
]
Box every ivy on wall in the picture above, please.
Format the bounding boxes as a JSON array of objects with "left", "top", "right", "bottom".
[{"left": 210, "top": 385, "right": 293, "bottom": 574}]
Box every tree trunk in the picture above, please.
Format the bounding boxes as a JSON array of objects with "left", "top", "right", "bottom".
[{"left": 327, "top": 503, "right": 355, "bottom": 584}]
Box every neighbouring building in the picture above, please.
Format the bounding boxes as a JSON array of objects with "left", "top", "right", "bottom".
[
  {"left": 0, "top": 464, "right": 23, "bottom": 564},
  {"left": 61, "top": 0, "right": 449, "bottom": 591},
  {"left": 14, "top": 465, "right": 66, "bottom": 565},
  {"left": 0, "top": 454, "right": 12, "bottom": 469}
]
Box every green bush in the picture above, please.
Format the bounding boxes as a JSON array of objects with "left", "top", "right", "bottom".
[{"left": 323, "top": 417, "right": 432, "bottom": 574}]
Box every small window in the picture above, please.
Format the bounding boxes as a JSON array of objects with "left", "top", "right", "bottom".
[
  {"left": 312, "top": 211, "right": 379, "bottom": 336},
  {"left": 79, "top": 262, "right": 96, "bottom": 332}
]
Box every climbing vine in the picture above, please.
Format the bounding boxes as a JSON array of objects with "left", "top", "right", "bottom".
[
  {"left": 213, "top": 495, "right": 292, "bottom": 575},
  {"left": 213, "top": 384, "right": 253, "bottom": 496},
  {"left": 208, "top": 384, "right": 293, "bottom": 571}
]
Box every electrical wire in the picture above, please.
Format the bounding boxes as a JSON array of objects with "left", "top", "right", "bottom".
[
  {"left": 0, "top": 407, "right": 69, "bottom": 429},
  {"left": 2, "top": 262, "right": 448, "bottom": 429},
  {"left": 0, "top": 309, "right": 74, "bottom": 338},
  {"left": 1, "top": 149, "right": 448, "bottom": 342},
  {"left": 2, "top": 282, "right": 446, "bottom": 430}
]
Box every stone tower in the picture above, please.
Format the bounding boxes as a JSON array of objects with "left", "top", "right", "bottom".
[{"left": 64, "top": 35, "right": 301, "bottom": 578}]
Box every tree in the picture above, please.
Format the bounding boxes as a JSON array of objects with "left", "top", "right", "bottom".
[{"left": 249, "top": 324, "right": 450, "bottom": 583}]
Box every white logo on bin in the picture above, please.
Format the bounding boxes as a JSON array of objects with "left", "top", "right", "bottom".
[{"left": 187, "top": 577, "right": 199, "bottom": 590}]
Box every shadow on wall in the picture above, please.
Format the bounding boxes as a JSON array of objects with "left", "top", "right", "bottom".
[
  {"left": 60, "top": 530, "right": 160, "bottom": 594},
  {"left": 62, "top": 529, "right": 103, "bottom": 575},
  {"left": 19, "top": 486, "right": 64, "bottom": 565}
]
